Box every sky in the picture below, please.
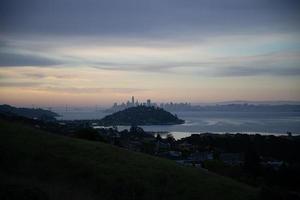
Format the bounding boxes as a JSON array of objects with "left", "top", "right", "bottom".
[{"left": 0, "top": 0, "right": 300, "bottom": 107}]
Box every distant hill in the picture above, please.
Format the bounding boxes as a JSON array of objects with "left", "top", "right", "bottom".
[
  {"left": 99, "top": 106, "right": 185, "bottom": 126},
  {"left": 189, "top": 104, "right": 300, "bottom": 112},
  {"left": 213, "top": 100, "right": 300, "bottom": 105},
  {"left": 0, "top": 119, "right": 258, "bottom": 200},
  {"left": 0, "top": 104, "right": 59, "bottom": 121}
]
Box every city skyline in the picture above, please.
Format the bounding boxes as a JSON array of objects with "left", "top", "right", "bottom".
[{"left": 1, "top": 0, "right": 300, "bottom": 106}]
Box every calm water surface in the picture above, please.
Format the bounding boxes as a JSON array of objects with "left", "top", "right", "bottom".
[{"left": 55, "top": 110, "right": 300, "bottom": 139}]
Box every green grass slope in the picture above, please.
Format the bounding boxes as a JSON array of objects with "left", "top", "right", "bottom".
[{"left": 0, "top": 120, "right": 258, "bottom": 200}]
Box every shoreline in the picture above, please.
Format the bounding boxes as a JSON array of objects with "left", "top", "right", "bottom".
[{"left": 154, "top": 131, "right": 300, "bottom": 140}]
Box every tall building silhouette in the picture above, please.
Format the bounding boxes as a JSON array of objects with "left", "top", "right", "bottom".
[{"left": 147, "top": 99, "right": 151, "bottom": 106}]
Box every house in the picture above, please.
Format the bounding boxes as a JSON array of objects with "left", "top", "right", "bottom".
[
  {"left": 158, "top": 151, "right": 182, "bottom": 160},
  {"left": 176, "top": 160, "right": 203, "bottom": 168},
  {"left": 178, "top": 141, "right": 195, "bottom": 151},
  {"left": 188, "top": 151, "right": 213, "bottom": 162},
  {"left": 128, "top": 141, "right": 142, "bottom": 152},
  {"left": 155, "top": 140, "right": 170, "bottom": 152},
  {"left": 261, "top": 160, "right": 284, "bottom": 171},
  {"left": 219, "top": 153, "right": 243, "bottom": 165},
  {"left": 267, "top": 161, "right": 284, "bottom": 170}
]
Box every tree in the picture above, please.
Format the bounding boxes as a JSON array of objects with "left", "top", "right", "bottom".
[
  {"left": 156, "top": 134, "right": 162, "bottom": 141},
  {"left": 166, "top": 133, "right": 175, "bottom": 144},
  {"left": 74, "top": 128, "right": 98, "bottom": 141},
  {"left": 244, "top": 145, "right": 261, "bottom": 175}
]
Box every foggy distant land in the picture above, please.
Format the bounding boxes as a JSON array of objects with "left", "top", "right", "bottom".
[
  {"left": 214, "top": 100, "right": 300, "bottom": 105},
  {"left": 0, "top": 104, "right": 59, "bottom": 121},
  {"left": 99, "top": 106, "right": 184, "bottom": 126}
]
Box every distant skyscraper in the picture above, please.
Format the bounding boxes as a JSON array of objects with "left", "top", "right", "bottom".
[
  {"left": 147, "top": 99, "right": 151, "bottom": 106},
  {"left": 132, "top": 96, "right": 135, "bottom": 105}
]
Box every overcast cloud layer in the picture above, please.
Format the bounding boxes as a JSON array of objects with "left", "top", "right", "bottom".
[
  {"left": 1, "top": 0, "right": 300, "bottom": 36},
  {"left": 0, "top": 0, "right": 300, "bottom": 105}
]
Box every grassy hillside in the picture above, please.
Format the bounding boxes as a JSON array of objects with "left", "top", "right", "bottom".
[{"left": 0, "top": 120, "right": 258, "bottom": 200}]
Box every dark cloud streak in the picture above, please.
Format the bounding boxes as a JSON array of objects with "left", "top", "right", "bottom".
[
  {"left": 0, "top": 52, "right": 61, "bottom": 67},
  {"left": 1, "top": 0, "right": 299, "bottom": 37},
  {"left": 213, "top": 66, "right": 300, "bottom": 77}
]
